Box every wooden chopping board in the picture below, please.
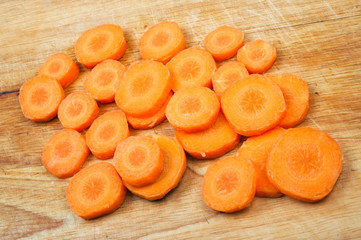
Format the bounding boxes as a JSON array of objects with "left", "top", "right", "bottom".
[{"left": 1, "top": 0, "right": 361, "bottom": 239}]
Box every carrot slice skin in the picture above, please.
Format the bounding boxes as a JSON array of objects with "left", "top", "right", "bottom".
[
  {"left": 86, "top": 110, "right": 129, "bottom": 160},
  {"left": 19, "top": 75, "right": 64, "bottom": 122},
  {"left": 75, "top": 24, "right": 126, "bottom": 68},
  {"left": 66, "top": 162, "right": 126, "bottom": 219},
  {"left": 140, "top": 21, "right": 186, "bottom": 64},
  {"left": 166, "top": 47, "right": 217, "bottom": 92},
  {"left": 39, "top": 53, "right": 79, "bottom": 88},
  {"left": 202, "top": 157, "right": 256, "bottom": 213},
  {"left": 124, "top": 135, "right": 186, "bottom": 200},
  {"left": 204, "top": 26, "right": 244, "bottom": 61},
  {"left": 221, "top": 74, "right": 286, "bottom": 136},
  {"left": 175, "top": 112, "right": 240, "bottom": 159},
  {"left": 267, "top": 127, "right": 342, "bottom": 202}
]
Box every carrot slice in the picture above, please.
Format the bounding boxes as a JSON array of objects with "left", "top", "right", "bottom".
[
  {"left": 42, "top": 129, "right": 89, "bottom": 178},
  {"left": 166, "top": 47, "right": 217, "bottom": 92},
  {"left": 202, "top": 157, "right": 256, "bottom": 213},
  {"left": 126, "top": 92, "right": 173, "bottom": 130},
  {"left": 267, "top": 74, "right": 310, "bottom": 128},
  {"left": 140, "top": 21, "right": 186, "bottom": 64},
  {"left": 75, "top": 24, "right": 126, "bottom": 68},
  {"left": 58, "top": 92, "right": 99, "bottom": 132},
  {"left": 115, "top": 60, "right": 172, "bottom": 117},
  {"left": 19, "top": 75, "right": 64, "bottom": 122},
  {"left": 204, "top": 26, "right": 244, "bottom": 61},
  {"left": 267, "top": 127, "right": 342, "bottom": 202},
  {"left": 221, "top": 74, "right": 286, "bottom": 136},
  {"left": 83, "top": 59, "right": 126, "bottom": 103},
  {"left": 212, "top": 61, "right": 249, "bottom": 98},
  {"left": 39, "top": 53, "right": 79, "bottom": 88},
  {"left": 237, "top": 40, "right": 277, "bottom": 73},
  {"left": 66, "top": 162, "right": 126, "bottom": 219},
  {"left": 166, "top": 87, "right": 220, "bottom": 133},
  {"left": 86, "top": 110, "right": 129, "bottom": 160},
  {"left": 114, "top": 136, "right": 163, "bottom": 187},
  {"left": 124, "top": 135, "right": 186, "bottom": 200},
  {"left": 175, "top": 112, "right": 240, "bottom": 159},
  {"left": 237, "top": 127, "right": 285, "bottom": 197}
]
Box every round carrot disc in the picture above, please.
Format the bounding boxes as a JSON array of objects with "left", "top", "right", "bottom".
[{"left": 267, "top": 127, "right": 343, "bottom": 202}]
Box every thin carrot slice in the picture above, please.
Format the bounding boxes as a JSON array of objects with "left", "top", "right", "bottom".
[
  {"left": 175, "top": 112, "right": 240, "bottom": 159},
  {"left": 166, "top": 47, "right": 216, "bottom": 92},
  {"left": 75, "top": 24, "right": 126, "bottom": 68},
  {"left": 267, "top": 127, "right": 342, "bottom": 202},
  {"left": 114, "top": 136, "right": 163, "bottom": 187},
  {"left": 204, "top": 26, "right": 244, "bottom": 61},
  {"left": 19, "top": 75, "right": 64, "bottom": 122},
  {"left": 237, "top": 127, "right": 285, "bottom": 197},
  {"left": 86, "top": 110, "right": 129, "bottom": 160},
  {"left": 115, "top": 60, "right": 172, "bottom": 117},
  {"left": 237, "top": 40, "right": 277, "bottom": 74},
  {"left": 124, "top": 135, "right": 186, "bottom": 200},
  {"left": 39, "top": 53, "right": 79, "bottom": 88},
  {"left": 166, "top": 87, "right": 220, "bottom": 133},
  {"left": 221, "top": 74, "right": 286, "bottom": 136},
  {"left": 126, "top": 92, "right": 173, "bottom": 130},
  {"left": 42, "top": 129, "right": 89, "bottom": 178},
  {"left": 83, "top": 59, "right": 126, "bottom": 103},
  {"left": 202, "top": 157, "right": 256, "bottom": 213},
  {"left": 267, "top": 74, "right": 310, "bottom": 128},
  {"left": 58, "top": 92, "right": 99, "bottom": 132},
  {"left": 140, "top": 21, "right": 186, "bottom": 64},
  {"left": 66, "top": 162, "right": 126, "bottom": 219}
]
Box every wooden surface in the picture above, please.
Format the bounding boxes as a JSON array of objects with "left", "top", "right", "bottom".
[{"left": 1, "top": 0, "right": 361, "bottom": 239}]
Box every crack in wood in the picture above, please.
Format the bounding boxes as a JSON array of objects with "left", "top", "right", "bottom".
[{"left": 0, "top": 89, "right": 19, "bottom": 96}]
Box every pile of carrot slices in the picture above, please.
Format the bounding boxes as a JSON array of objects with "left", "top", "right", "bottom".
[{"left": 19, "top": 21, "right": 342, "bottom": 218}]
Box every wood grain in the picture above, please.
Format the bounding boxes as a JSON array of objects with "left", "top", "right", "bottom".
[{"left": 1, "top": 0, "right": 361, "bottom": 239}]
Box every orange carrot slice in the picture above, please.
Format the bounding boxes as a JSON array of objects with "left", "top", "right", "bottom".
[
  {"left": 267, "top": 127, "right": 342, "bottom": 202},
  {"left": 166, "top": 47, "right": 216, "bottom": 92},
  {"left": 221, "top": 74, "right": 286, "bottom": 136},
  {"left": 124, "top": 135, "right": 186, "bottom": 200},
  {"left": 66, "top": 162, "right": 126, "bottom": 219},
  {"left": 19, "top": 75, "right": 64, "bottom": 122},
  {"left": 140, "top": 21, "right": 186, "bottom": 64},
  {"left": 58, "top": 92, "right": 99, "bottom": 132},
  {"left": 237, "top": 40, "right": 277, "bottom": 73},
  {"left": 75, "top": 24, "right": 126, "bottom": 68},
  {"left": 202, "top": 157, "right": 256, "bottom": 213}
]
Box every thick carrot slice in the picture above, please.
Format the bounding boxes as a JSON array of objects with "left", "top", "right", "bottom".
[
  {"left": 114, "top": 136, "right": 163, "bottom": 187},
  {"left": 237, "top": 40, "right": 277, "bottom": 74},
  {"left": 175, "top": 112, "right": 240, "bottom": 159},
  {"left": 267, "top": 128, "right": 342, "bottom": 202},
  {"left": 42, "top": 129, "right": 89, "bottom": 178},
  {"left": 237, "top": 127, "right": 285, "bottom": 197},
  {"left": 83, "top": 59, "right": 126, "bottom": 103},
  {"left": 166, "top": 87, "right": 220, "bottom": 133},
  {"left": 39, "top": 53, "right": 79, "bottom": 88},
  {"left": 212, "top": 61, "right": 249, "bottom": 98},
  {"left": 86, "top": 110, "right": 129, "bottom": 160},
  {"left": 267, "top": 74, "right": 309, "bottom": 128},
  {"left": 126, "top": 92, "right": 173, "bottom": 130},
  {"left": 202, "top": 157, "right": 256, "bottom": 213},
  {"left": 166, "top": 47, "right": 217, "bottom": 92},
  {"left": 124, "top": 135, "right": 186, "bottom": 200},
  {"left": 58, "top": 92, "right": 99, "bottom": 132},
  {"left": 19, "top": 75, "right": 64, "bottom": 122},
  {"left": 66, "top": 162, "right": 126, "bottom": 219},
  {"left": 204, "top": 26, "right": 244, "bottom": 61},
  {"left": 221, "top": 74, "right": 286, "bottom": 136},
  {"left": 115, "top": 60, "right": 172, "bottom": 117},
  {"left": 140, "top": 21, "right": 186, "bottom": 64},
  {"left": 75, "top": 24, "right": 126, "bottom": 68}
]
